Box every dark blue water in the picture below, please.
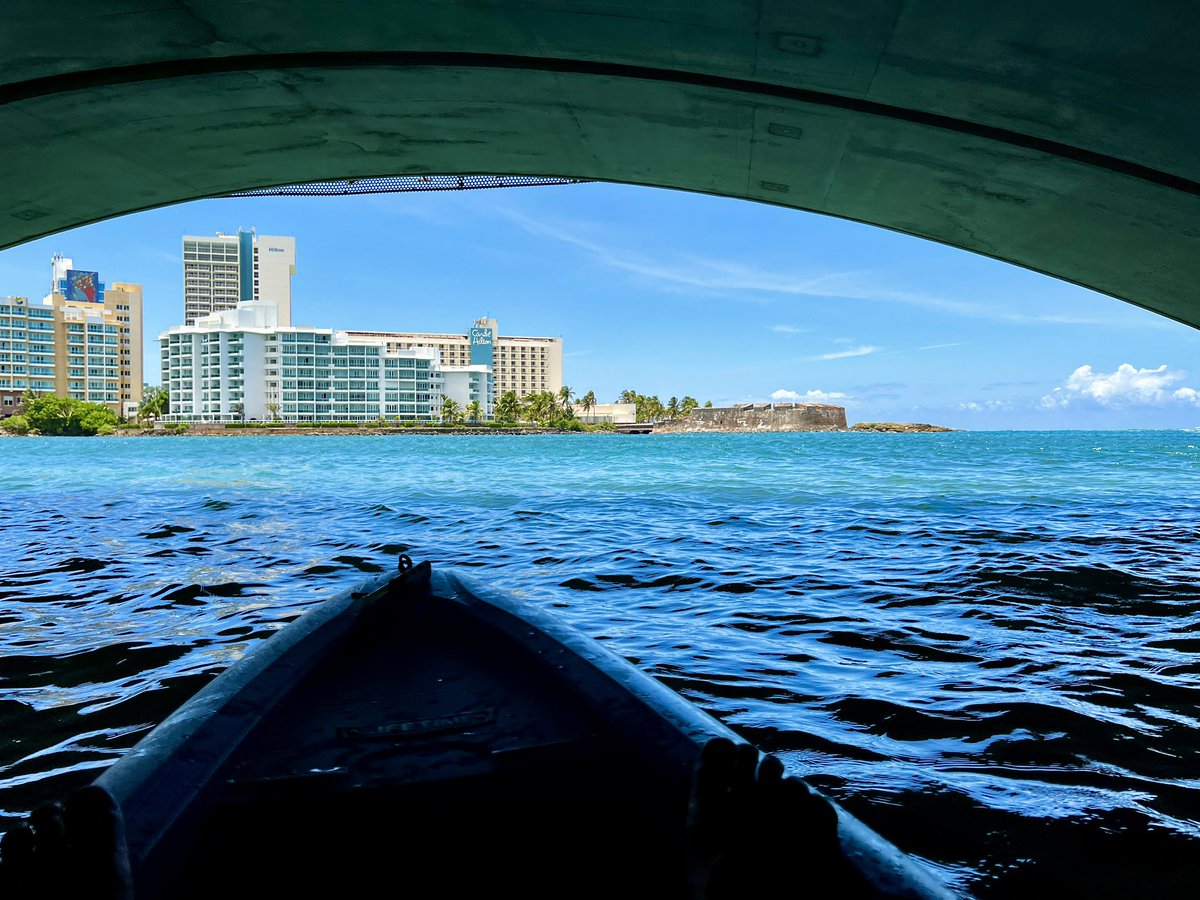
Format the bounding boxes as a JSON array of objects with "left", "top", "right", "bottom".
[{"left": 2, "top": 431, "right": 1199, "bottom": 896}]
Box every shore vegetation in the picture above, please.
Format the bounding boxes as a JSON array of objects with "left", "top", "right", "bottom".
[
  {"left": 616, "top": 390, "right": 704, "bottom": 423},
  {"left": 1, "top": 391, "right": 119, "bottom": 436}
]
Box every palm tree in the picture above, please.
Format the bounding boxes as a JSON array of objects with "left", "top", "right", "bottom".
[
  {"left": 557, "top": 385, "right": 574, "bottom": 418},
  {"left": 580, "top": 390, "right": 597, "bottom": 422},
  {"left": 496, "top": 391, "right": 522, "bottom": 424},
  {"left": 139, "top": 387, "right": 167, "bottom": 425},
  {"left": 523, "top": 392, "right": 542, "bottom": 424},
  {"left": 266, "top": 401, "right": 281, "bottom": 422},
  {"left": 681, "top": 396, "right": 698, "bottom": 416},
  {"left": 440, "top": 396, "right": 462, "bottom": 425},
  {"left": 466, "top": 400, "right": 482, "bottom": 424},
  {"left": 618, "top": 389, "right": 638, "bottom": 404},
  {"left": 230, "top": 401, "right": 244, "bottom": 423},
  {"left": 637, "top": 395, "right": 665, "bottom": 423},
  {"left": 526, "top": 391, "right": 556, "bottom": 424},
  {"left": 666, "top": 396, "right": 680, "bottom": 420}
]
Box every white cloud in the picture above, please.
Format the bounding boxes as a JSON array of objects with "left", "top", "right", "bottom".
[
  {"left": 920, "top": 342, "right": 965, "bottom": 351},
  {"left": 806, "top": 345, "right": 879, "bottom": 361},
  {"left": 489, "top": 207, "right": 1152, "bottom": 327},
  {"left": 957, "top": 400, "right": 1012, "bottom": 412},
  {"left": 769, "top": 324, "right": 807, "bottom": 333},
  {"left": 1040, "top": 364, "right": 1200, "bottom": 408},
  {"left": 772, "top": 388, "right": 851, "bottom": 402}
]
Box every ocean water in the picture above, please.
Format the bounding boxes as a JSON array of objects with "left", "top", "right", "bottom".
[{"left": 2, "top": 431, "right": 1199, "bottom": 896}]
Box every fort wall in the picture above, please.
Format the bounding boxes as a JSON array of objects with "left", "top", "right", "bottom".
[{"left": 655, "top": 403, "right": 847, "bottom": 433}]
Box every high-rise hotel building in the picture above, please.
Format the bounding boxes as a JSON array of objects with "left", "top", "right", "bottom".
[
  {"left": 343, "top": 318, "right": 562, "bottom": 398},
  {"left": 0, "top": 255, "right": 142, "bottom": 417},
  {"left": 182, "top": 229, "right": 295, "bottom": 326},
  {"left": 161, "top": 302, "right": 492, "bottom": 424}
]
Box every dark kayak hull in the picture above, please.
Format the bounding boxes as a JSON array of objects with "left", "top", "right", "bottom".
[{"left": 96, "top": 562, "right": 956, "bottom": 898}]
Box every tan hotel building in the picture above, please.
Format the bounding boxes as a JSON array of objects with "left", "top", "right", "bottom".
[
  {"left": 343, "top": 318, "right": 562, "bottom": 399},
  {"left": 0, "top": 255, "right": 143, "bottom": 417}
]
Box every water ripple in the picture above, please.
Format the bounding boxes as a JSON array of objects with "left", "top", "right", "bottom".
[{"left": 1, "top": 432, "right": 1199, "bottom": 895}]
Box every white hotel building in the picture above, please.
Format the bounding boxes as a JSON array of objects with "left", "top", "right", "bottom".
[{"left": 160, "top": 302, "right": 492, "bottom": 423}]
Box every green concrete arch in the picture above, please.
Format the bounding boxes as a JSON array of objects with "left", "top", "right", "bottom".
[{"left": 3, "top": 2, "right": 1198, "bottom": 324}]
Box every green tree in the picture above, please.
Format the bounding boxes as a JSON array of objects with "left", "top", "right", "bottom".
[
  {"left": 681, "top": 396, "right": 698, "bottom": 416},
  {"left": 140, "top": 387, "right": 168, "bottom": 425},
  {"left": 1, "top": 414, "right": 29, "bottom": 435},
  {"left": 23, "top": 395, "right": 118, "bottom": 436},
  {"left": 24, "top": 395, "right": 76, "bottom": 434},
  {"left": 579, "top": 390, "right": 597, "bottom": 421},
  {"left": 557, "top": 385, "right": 574, "bottom": 418},
  {"left": 440, "top": 395, "right": 462, "bottom": 425},
  {"left": 666, "top": 396, "right": 680, "bottom": 420},
  {"left": 230, "top": 401, "right": 244, "bottom": 422},
  {"left": 266, "top": 401, "right": 281, "bottom": 422},
  {"left": 525, "top": 391, "right": 557, "bottom": 424},
  {"left": 465, "top": 400, "right": 482, "bottom": 424},
  {"left": 704, "top": 400, "right": 713, "bottom": 408},
  {"left": 618, "top": 389, "right": 638, "bottom": 404},
  {"left": 16, "top": 388, "right": 38, "bottom": 415},
  {"left": 495, "top": 391, "right": 522, "bottom": 424},
  {"left": 634, "top": 394, "right": 665, "bottom": 423}
]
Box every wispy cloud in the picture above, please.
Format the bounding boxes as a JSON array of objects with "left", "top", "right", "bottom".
[
  {"left": 494, "top": 208, "right": 847, "bottom": 301},
  {"left": 806, "top": 345, "right": 880, "bottom": 361},
  {"left": 492, "top": 207, "right": 1146, "bottom": 327},
  {"left": 920, "top": 342, "right": 965, "bottom": 351},
  {"left": 770, "top": 324, "right": 807, "bottom": 334}
]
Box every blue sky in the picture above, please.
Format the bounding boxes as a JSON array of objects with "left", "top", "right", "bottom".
[{"left": 1, "top": 182, "right": 1198, "bottom": 429}]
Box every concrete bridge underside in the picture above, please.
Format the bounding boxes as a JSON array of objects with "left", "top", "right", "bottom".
[{"left": 2, "top": 2, "right": 1198, "bottom": 327}]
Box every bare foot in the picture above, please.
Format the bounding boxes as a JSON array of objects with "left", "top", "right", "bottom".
[
  {"left": 686, "top": 737, "right": 841, "bottom": 899},
  {"left": 1, "top": 785, "right": 133, "bottom": 899}
]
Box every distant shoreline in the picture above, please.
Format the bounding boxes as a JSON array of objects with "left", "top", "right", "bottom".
[
  {"left": 2, "top": 422, "right": 960, "bottom": 437},
  {"left": 123, "top": 422, "right": 956, "bottom": 437}
]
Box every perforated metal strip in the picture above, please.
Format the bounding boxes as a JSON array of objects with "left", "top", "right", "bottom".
[{"left": 228, "top": 175, "right": 590, "bottom": 197}]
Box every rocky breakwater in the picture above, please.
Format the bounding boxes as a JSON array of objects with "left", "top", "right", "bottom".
[
  {"left": 850, "top": 422, "right": 955, "bottom": 433},
  {"left": 655, "top": 402, "right": 847, "bottom": 433}
]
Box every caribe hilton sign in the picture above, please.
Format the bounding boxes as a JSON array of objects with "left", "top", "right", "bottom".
[{"left": 468, "top": 325, "right": 494, "bottom": 367}]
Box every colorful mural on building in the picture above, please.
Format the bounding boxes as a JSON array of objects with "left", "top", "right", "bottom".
[{"left": 65, "top": 270, "right": 101, "bottom": 303}]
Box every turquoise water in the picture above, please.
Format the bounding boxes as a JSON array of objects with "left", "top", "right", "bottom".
[{"left": 3, "top": 431, "right": 1200, "bottom": 896}]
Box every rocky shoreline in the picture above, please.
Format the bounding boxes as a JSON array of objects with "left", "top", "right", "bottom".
[{"left": 108, "top": 426, "right": 601, "bottom": 437}]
